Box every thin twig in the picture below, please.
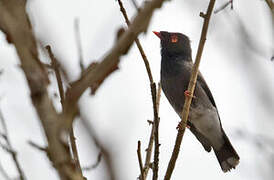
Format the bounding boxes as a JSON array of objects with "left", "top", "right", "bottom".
[
  {"left": 214, "top": 0, "right": 233, "bottom": 14},
  {"left": 164, "top": 0, "right": 216, "bottom": 179},
  {"left": 156, "top": 83, "right": 162, "bottom": 112},
  {"left": 131, "top": 0, "right": 140, "bottom": 12},
  {"left": 0, "top": 108, "right": 26, "bottom": 180},
  {"left": 28, "top": 141, "right": 48, "bottom": 152},
  {"left": 45, "top": 46, "right": 65, "bottom": 105},
  {"left": 74, "top": 19, "right": 85, "bottom": 72},
  {"left": 69, "top": 129, "right": 82, "bottom": 175},
  {"left": 46, "top": 45, "right": 84, "bottom": 177},
  {"left": 63, "top": 0, "right": 167, "bottom": 130},
  {"left": 116, "top": 1, "right": 162, "bottom": 179},
  {"left": 79, "top": 112, "right": 116, "bottom": 180},
  {"left": 142, "top": 83, "right": 161, "bottom": 179},
  {"left": 151, "top": 83, "right": 159, "bottom": 180},
  {"left": 137, "top": 141, "right": 145, "bottom": 180},
  {"left": 117, "top": 0, "right": 154, "bottom": 84},
  {"left": 82, "top": 151, "right": 102, "bottom": 171}
]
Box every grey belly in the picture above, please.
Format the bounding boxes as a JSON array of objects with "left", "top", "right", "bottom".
[
  {"left": 188, "top": 105, "right": 224, "bottom": 150},
  {"left": 162, "top": 78, "right": 224, "bottom": 150}
]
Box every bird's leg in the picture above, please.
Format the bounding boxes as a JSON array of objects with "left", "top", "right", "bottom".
[
  {"left": 184, "top": 90, "right": 196, "bottom": 98},
  {"left": 176, "top": 121, "right": 190, "bottom": 130}
]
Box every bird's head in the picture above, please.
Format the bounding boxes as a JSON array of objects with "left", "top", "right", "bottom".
[{"left": 153, "top": 31, "right": 192, "bottom": 59}]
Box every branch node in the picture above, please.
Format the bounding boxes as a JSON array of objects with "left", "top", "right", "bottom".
[
  {"left": 199, "top": 12, "right": 207, "bottom": 18},
  {"left": 147, "top": 120, "right": 154, "bottom": 125}
]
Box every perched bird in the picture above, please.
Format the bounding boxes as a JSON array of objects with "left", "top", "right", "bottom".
[{"left": 153, "top": 31, "right": 240, "bottom": 172}]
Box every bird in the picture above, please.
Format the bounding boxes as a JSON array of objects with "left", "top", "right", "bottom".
[{"left": 153, "top": 31, "right": 240, "bottom": 172}]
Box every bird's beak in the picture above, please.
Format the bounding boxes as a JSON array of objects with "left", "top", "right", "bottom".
[{"left": 153, "top": 31, "right": 162, "bottom": 39}]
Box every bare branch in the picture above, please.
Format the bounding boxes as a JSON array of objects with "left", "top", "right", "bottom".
[
  {"left": 28, "top": 141, "right": 48, "bottom": 152},
  {"left": 131, "top": 0, "right": 140, "bottom": 12},
  {"left": 116, "top": 1, "right": 163, "bottom": 179},
  {"left": 0, "top": 1, "right": 83, "bottom": 179},
  {"left": 45, "top": 45, "right": 65, "bottom": 105},
  {"left": 79, "top": 113, "right": 116, "bottom": 180},
  {"left": 151, "top": 83, "right": 160, "bottom": 180},
  {"left": 214, "top": 0, "right": 233, "bottom": 14},
  {"left": 74, "top": 19, "right": 85, "bottom": 72},
  {"left": 156, "top": 83, "right": 162, "bottom": 112},
  {"left": 137, "top": 141, "right": 145, "bottom": 180},
  {"left": 63, "top": 0, "right": 168, "bottom": 127},
  {"left": 46, "top": 45, "right": 84, "bottom": 178},
  {"left": 142, "top": 83, "right": 161, "bottom": 179},
  {"left": 82, "top": 151, "right": 102, "bottom": 171},
  {"left": 117, "top": 0, "right": 154, "bottom": 84},
  {"left": 164, "top": 0, "right": 216, "bottom": 179},
  {"left": 0, "top": 0, "right": 168, "bottom": 179}
]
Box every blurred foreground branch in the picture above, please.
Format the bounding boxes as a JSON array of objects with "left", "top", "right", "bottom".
[
  {"left": 164, "top": 0, "right": 216, "bottom": 179},
  {"left": 264, "top": 0, "right": 274, "bottom": 11},
  {"left": 46, "top": 45, "right": 84, "bottom": 178},
  {"left": 0, "top": 0, "right": 168, "bottom": 179},
  {"left": 63, "top": 0, "right": 168, "bottom": 130},
  {"left": 214, "top": 0, "right": 233, "bottom": 14},
  {"left": 0, "top": 0, "right": 80, "bottom": 178}
]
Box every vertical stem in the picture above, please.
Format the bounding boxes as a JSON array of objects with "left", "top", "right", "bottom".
[
  {"left": 164, "top": 1, "right": 216, "bottom": 179},
  {"left": 137, "top": 141, "right": 145, "bottom": 180},
  {"left": 116, "top": 1, "right": 162, "bottom": 179},
  {"left": 151, "top": 83, "right": 159, "bottom": 180}
]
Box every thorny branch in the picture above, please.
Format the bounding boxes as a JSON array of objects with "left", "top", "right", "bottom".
[
  {"left": 116, "top": 1, "right": 162, "bottom": 179},
  {"left": 0, "top": 108, "right": 26, "bottom": 180},
  {"left": 164, "top": 0, "right": 216, "bottom": 180}
]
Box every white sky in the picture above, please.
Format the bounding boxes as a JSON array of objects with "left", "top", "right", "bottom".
[{"left": 0, "top": 0, "right": 273, "bottom": 180}]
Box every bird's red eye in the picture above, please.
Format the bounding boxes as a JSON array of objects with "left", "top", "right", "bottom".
[{"left": 171, "top": 35, "right": 178, "bottom": 43}]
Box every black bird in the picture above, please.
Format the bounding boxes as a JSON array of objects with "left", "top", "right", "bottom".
[{"left": 153, "top": 31, "right": 240, "bottom": 172}]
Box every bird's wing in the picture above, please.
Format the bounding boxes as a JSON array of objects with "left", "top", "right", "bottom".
[
  {"left": 197, "top": 72, "right": 217, "bottom": 108},
  {"left": 188, "top": 121, "right": 212, "bottom": 152},
  {"left": 197, "top": 72, "right": 224, "bottom": 127}
]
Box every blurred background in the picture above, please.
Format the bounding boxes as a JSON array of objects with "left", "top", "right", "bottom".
[{"left": 0, "top": 0, "right": 273, "bottom": 179}]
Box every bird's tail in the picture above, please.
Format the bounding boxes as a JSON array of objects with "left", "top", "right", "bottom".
[{"left": 214, "top": 131, "right": 240, "bottom": 172}]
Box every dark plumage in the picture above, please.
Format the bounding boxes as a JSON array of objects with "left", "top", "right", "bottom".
[{"left": 154, "top": 31, "right": 240, "bottom": 172}]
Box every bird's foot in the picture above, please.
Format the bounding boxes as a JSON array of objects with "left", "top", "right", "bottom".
[
  {"left": 184, "top": 90, "right": 196, "bottom": 98},
  {"left": 176, "top": 122, "right": 190, "bottom": 130}
]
